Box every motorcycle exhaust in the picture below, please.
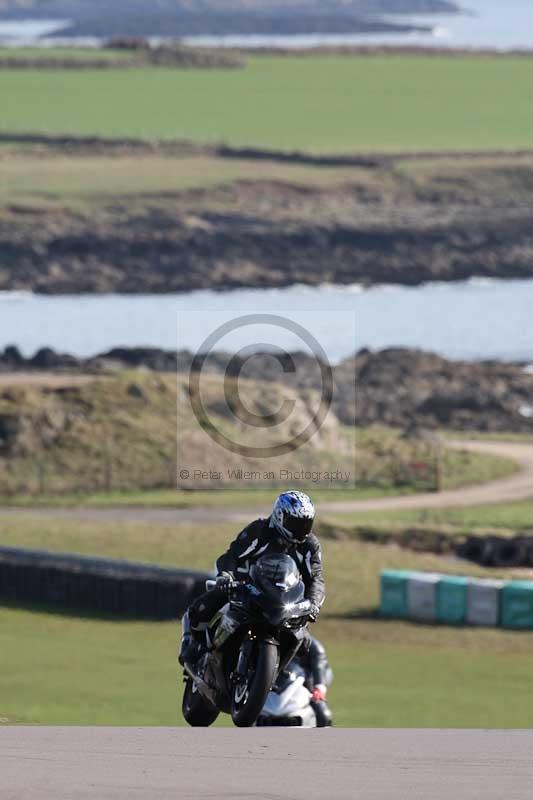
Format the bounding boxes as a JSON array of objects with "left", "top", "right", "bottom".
[{"left": 182, "top": 663, "right": 217, "bottom": 707}]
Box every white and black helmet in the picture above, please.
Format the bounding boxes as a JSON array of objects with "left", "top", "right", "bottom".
[{"left": 270, "top": 491, "right": 315, "bottom": 544}]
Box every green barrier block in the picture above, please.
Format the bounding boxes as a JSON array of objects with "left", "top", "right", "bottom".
[
  {"left": 501, "top": 581, "right": 533, "bottom": 629},
  {"left": 437, "top": 575, "right": 468, "bottom": 625},
  {"left": 380, "top": 570, "right": 411, "bottom": 618}
]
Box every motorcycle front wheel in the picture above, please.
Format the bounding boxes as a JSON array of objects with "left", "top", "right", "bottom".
[
  {"left": 231, "top": 641, "right": 278, "bottom": 728},
  {"left": 182, "top": 677, "right": 220, "bottom": 727}
]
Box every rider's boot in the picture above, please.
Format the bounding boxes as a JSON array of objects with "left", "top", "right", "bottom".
[
  {"left": 311, "top": 699, "right": 333, "bottom": 727},
  {"left": 178, "top": 611, "right": 204, "bottom": 667}
]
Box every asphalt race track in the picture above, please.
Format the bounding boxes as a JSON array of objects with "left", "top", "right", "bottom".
[{"left": 2, "top": 728, "right": 533, "bottom": 799}]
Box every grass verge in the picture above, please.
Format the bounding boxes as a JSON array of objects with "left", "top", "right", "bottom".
[
  {"left": 0, "top": 153, "right": 360, "bottom": 207},
  {"left": 325, "top": 500, "right": 533, "bottom": 533},
  {"left": 0, "top": 485, "right": 414, "bottom": 509}
]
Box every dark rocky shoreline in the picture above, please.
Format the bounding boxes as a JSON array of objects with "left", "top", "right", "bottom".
[
  {"left": 2, "top": 151, "right": 533, "bottom": 294},
  {"left": 2, "top": 345, "right": 533, "bottom": 434}
]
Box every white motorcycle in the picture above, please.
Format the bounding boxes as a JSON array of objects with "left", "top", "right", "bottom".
[{"left": 256, "top": 662, "right": 333, "bottom": 727}]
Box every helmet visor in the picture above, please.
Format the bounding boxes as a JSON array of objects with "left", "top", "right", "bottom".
[{"left": 284, "top": 513, "right": 313, "bottom": 542}]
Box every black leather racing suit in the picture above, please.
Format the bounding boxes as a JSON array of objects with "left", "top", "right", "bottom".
[
  {"left": 296, "top": 635, "right": 329, "bottom": 689},
  {"left": 188, "top": 517, "right": 325, "bottom": 631},
  {"left": 291, "top": 634, "right": 332, "bottom": 726}
]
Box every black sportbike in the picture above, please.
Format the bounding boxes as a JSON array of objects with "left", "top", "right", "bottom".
[{"left": 181, "top": 554, "right": 313, "bottom": 728}]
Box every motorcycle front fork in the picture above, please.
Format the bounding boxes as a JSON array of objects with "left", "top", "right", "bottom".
[{"left": 232, "top": 637, "right": 253, "bottom": 685}]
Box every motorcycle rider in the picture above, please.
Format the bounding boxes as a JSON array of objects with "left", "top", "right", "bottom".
[
  {"left": 179, "top": 490, "right": 325, "bottom": 665},
  {"left": 292, "top": 634, "right": 333, "bottom": 726}
]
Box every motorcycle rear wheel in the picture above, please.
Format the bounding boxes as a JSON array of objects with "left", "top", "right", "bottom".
[
  {"left": 231, "top": 641, "right": 278, "bottom": 728},
  {"left": 182, "top": 677, "right": 219, "bottom": 727}
]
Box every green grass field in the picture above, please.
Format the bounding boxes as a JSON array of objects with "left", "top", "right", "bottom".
[
  {"left": 4, "top": 608, "right": 533, "bottom": 728},
  {"left": 2, "top": 56, "right": 533, "bottom": 151},
  {"left": 3, "top": 515, "right": 533, "bottom": 726}
]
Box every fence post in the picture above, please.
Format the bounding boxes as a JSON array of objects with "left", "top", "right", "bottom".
[
  {"left": 33, "top": 461, "right": 46, "bottom": 496},
  {"left": 103, "top": 434, "right": 113, "bottom": 492},
  {"left": 434, "top": 440, "right": 444, "bottom": 492}
]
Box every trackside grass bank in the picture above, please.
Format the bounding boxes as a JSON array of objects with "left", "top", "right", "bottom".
[
  {"left": 0, "top": 372, "right": 515, "bottom": 497},
  {"left": 2, "top": 56, "right": 533, "bottom": 151},
  {"left": 0, "top": 441, "right": 517, "bottom": 509},
  {"left": 3, "top": 610, "right": 533, "bottom": 727}
]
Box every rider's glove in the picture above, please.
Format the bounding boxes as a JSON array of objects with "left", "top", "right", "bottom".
[
  {"left": 216, "top": 571, "right": 235, "bottom": 593},
  {"left": 308, "top": 603, "right": 320, "bottom": 623},
  {"left": 311, "top": 685, "right": 327, "bottom": 703}
]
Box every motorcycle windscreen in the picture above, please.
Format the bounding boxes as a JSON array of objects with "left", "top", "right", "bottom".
[{"left": 250, "top": 554, "right": 306, "bottom": 624}]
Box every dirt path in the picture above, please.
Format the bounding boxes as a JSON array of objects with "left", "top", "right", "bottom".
[
  {"left": 0, "top": 439, "right": 531, "bottom": 525},
  {"left": 320, "top": 439, "right": 533, "bottom": 513},
  {"left": 2, "top": 728, "right": 533, "bottom": 800},
  {"left": 0, "top": 373, "right": 103, "bottom": 389}
]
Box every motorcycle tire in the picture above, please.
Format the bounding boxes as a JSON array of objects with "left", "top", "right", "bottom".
[
  {"left": 490, "top": 537, "right": 528, "bottom": 568},
  {"left": 456, "top": 535, "right": 485, "bottom": 564},
  {"left": 182, "top": 676, "right": 219, "bottom": 727},
  {"left": 231, "top": 641, "right": 278, "bottom": 728}
]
